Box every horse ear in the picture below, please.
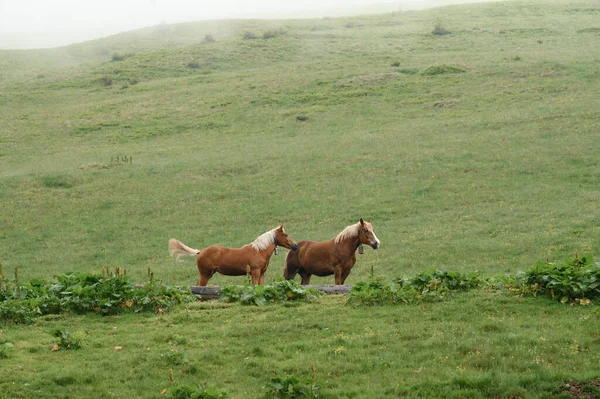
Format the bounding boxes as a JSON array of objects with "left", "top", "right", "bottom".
[
  {"left": 279, "top": 224, "right": 284, "bottom": 230},
  {"left": 359, "top": 218, "right": 365, "bottom": 226}
]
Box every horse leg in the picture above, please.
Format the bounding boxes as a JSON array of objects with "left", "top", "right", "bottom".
[
  {"left": 300, "top": 273, "right": 311, "bottom": 286},
  {"left": 259, "top": 271, "right": 265, "bottom": 285},
  {"left": 339, "top": 268, "right": 352, "bottom": 285},
  {"left": 251, "top": 269, "right": 261, "bottom": 285},
  {"left": 334, "top": 267, "right": 343, "bottom": 285},
  {"left": 197, "top": 275, "right": 211, "bottom": 286}
]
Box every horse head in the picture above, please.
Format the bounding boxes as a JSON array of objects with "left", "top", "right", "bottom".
[
  {"left": 274, "top": 224, "right": 298, "bottom": 251},
  {"left": 358, "top": 218, "right": 380, "bottom": 249}
]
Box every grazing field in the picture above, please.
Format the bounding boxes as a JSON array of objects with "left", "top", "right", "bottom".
[{"left": 1, "top": 0, "right": 600, "bottom": 397}]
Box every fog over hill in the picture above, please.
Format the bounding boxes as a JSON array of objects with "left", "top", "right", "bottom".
[{"left": 1, "top": 0, "right": 500, "bottom": 49}]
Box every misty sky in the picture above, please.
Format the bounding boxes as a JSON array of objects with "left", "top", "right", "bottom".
[{"left": 0, "top": 0, "right": 488, "bottom": 49}]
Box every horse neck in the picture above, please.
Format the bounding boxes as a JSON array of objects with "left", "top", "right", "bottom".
[{"left": 335, "top": 235, "right": 361, "bottom": 258}]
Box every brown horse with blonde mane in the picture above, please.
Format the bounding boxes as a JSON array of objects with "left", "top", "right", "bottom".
[
  {"left": 169, "top": 225, "right": 298, "bottom": 286},
  {"left": 283, "top": 218, "right": 380, "bottom": 285}
]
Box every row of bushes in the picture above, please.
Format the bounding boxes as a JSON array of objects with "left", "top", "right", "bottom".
[
  {"left": 348, "top": 254, "right": 600, "bottom": 306},
  {"left": 169, "top": 374, "right": 328, "bottom": 399},
  {"left": 0, "top": 269, "right": 196, "bottom": 324},
  {"left": 348, "top": 269, "right": 484, "bottom": 306},
  {"left": 1, "top": 254, "right": 597, "bottom": 323},
  {"left": 220, "top": 279, "right": 321, "bottom": 306}
]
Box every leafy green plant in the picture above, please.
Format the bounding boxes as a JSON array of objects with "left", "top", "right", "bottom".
[
  {"left": 168, "top": 383, "right": 229, "bottom": 399},
  {"left": 348, "top": 270, "right": 486, "bottom": 306},
  {"left": 162, "top": 350, "right": 190, "bottom": 366},
  {"left": 0, "top": 270, "right": 196, "bottom": 324},
  {"left": 51, "top": 327, "right": 86, "bottom": 350},
  {"left": 262, "top": 375, "right": 326, "bottom": 399},
  {"left": 524, "top": 253, "right": 599, "bottom": 303},
  {"left": 220, "top": 280, "right": 320, "bottom": 306}
]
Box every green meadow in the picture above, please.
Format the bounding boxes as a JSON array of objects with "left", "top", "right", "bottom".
[{"left": 1, "top": 0, "right": 600, "bottom": 397}]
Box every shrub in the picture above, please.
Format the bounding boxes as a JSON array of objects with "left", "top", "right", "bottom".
[
  {"left": 263, "top": 29, "right": 285, "bottom": 39},
  {"left": 169, "top": 383, "right": 229, "bottom": 399},
  {"left": 187, "top": 61, "right": 201, "bottom": 69},
  {"left": 432, "top": 23, "right": 450, "bottom": 36},
  {"left": 161, "top": 350, "right": 190, "bottom": 366},
  {"left": 111, "top": 53, "right": 125, "bottom": 61},
  {"left": 262, "top": 375, "right": 326, "bottom": 399},
  {"left": 348, "top": 270, "right": 485, "bottom": 306},
  {"left": 420, "top": 64, "right": 465, "bottom": 76},
  {"left": 524, "top": 254, "right": 599, "bottom": 303},
  {"left": 203, "top": 34, "right": 215, "bottom": 43},
  {"left": 51, "top": 327, "right": 86, "bottom": 351},
  {"left": 100, "top": 75, "right": 113, "bottom": 86},
  {"left": 0, "top": 270, "right": 196, "bottom": 324},
  {"left": 41, "top": 174, "right": 74, "bottom": 189},
  {"left": 220, "top": 280, "right": 321, "bottom": 306},
  {"left": 242, "top": 31, "right": 257, "bottom": 40}
]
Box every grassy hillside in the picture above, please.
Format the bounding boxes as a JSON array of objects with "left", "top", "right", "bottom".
[
  {"left": 2, "top": 2, "right": 600, "bottom": 398},
  {"left": 1, "top": 0, "right": 600, "bottom": 287}
]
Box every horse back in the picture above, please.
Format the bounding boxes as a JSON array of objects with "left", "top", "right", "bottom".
[{"left": 291, "top": 239, "right": 338, "bottom": 270}]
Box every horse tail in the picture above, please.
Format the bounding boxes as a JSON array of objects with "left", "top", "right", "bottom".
[{"left": 168, "top": 238, "right": 200, "bottom": 262}]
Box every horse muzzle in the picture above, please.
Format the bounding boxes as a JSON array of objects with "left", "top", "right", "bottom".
[
  {"left": 370, "top": 242, "right": 380, "bottom": 250},
  {"left": 291, "top": 243, "right": 298, "bottom": 251}
]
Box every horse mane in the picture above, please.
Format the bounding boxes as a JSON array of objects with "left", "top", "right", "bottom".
[
  {"left": 334, "top": 222, "right": 360, "bottom": 244},
  {"left": 250, "top": 228, "right": 277, "bottom": 250}
]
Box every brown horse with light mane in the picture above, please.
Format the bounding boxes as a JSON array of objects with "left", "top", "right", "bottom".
[
  {"left": 283, "top": 219, "right": 380, "bottom": 285},
  {"left": 169, "top": 225, "right": 298, "bottom": 286}
]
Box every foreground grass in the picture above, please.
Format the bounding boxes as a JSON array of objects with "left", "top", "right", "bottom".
[
  {"left": 1, "top": 292, "right": 598, "bottom": 398},
  {"left": 1, "top": 0, "right": 599, "bottom": 286}
]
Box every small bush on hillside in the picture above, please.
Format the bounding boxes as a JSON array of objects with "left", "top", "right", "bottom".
[
  {"left": 0, "top": 270, "right": 196, "bottom": 324},
  {"left": 220, "top": 280, "right": 321, "bottom": 306},
  {"left": 187, "top": 61, "right": 201, "bottom": 69},
  {"left": 263, "top": 29, "right": 286, "bottom": 39},
  {"left": 168, "top": 383, "right": 229, "bottom": 399},
  {"left": 432, "top": 23, "right": 450, "bottom": 36},
  {"left": 262, "top": 375, "right": 328, "bottom": 399},
  {"left": 111, "top": 53, "right": 126, "bottom": 61},
  {"left": 51, "top": 327, "right": 86, "bottom": 351},
  {"left": 344, "top": 22, "right": 362, "bottom": 29},
  {"left": 524, "top": 253, "right": 599, "bottom": 303},
  {"left": 41, "top": 174, "right": 74, "bottom": 189},
  {"left": 242, "top": 31, "right": 258, "bottom": 40},
  {"left": 420, "top": 64, "right": 465, "bottom": 76},
  {"left": 100, "top": 75, "right": 113, "bottom": 86},
  {"left": 348, "top": 269, "right": 486, "bottom": 306},
  {"left": 203, "top": 34, "right": 215, "bottom": 43},
  {"left": 161, "top": 349, "right": 190, "bottom": 366}
]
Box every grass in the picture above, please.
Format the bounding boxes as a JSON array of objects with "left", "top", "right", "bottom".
[
  {"left": 1, "top": 0, "right": 600, "bottom": 397},
  {"left": 1, "top": 293, "right": 599, "bottom": 398}
]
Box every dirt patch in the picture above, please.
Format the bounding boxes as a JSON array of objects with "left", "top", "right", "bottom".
[{"left": 558, "top": 379, "right": 600, "bottom": 399}]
